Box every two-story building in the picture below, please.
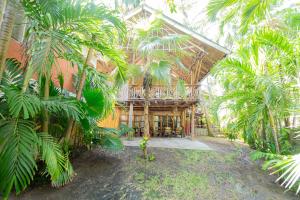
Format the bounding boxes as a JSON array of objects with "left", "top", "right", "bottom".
[{"left": 99, "top": 4, "right": 229, "bottom": 137}]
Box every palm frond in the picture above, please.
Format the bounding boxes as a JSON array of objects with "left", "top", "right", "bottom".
[
  {"left": 176, "top": 79, "right": 187, "bottom": 98},
  {"left": 269, "top": 154, "right": 300, "bottom": 194},
  {"left": 207, "top": 0, "right": 239, "bottom": 21},
  {"left": 254, "top": 29, "right": 294, "bottom": 55},
  {"left": 250, "top": 150, "right": 283, "bottom": 161},
  {"left": 150, "top": 61, "right": 171, "bottom": 85},
  {"left": 42, "top": 97, "right": 83, "bottom": 121},
  {"left": 83, "top": 88, "right": 106, "bottom": 118},
  {"left": 2, "top": 58, "right": 23, "bottom": 87},
  {"left": 0, "top": 119, "right": 38, "bottom": 197},
  {"left": 5, "top": 87, "right": 41, "bottom": 119},
  {"left": 93, "top": 127, "right": 124, "bottom": 151},
  {"left": 37, "top": 132, "right": 74, "bottom": 187}
]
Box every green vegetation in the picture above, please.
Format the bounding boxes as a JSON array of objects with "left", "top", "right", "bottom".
[
  {"left": 207, "top": 0, "right": 300, "bottom": 194},
  {"left": 0, "top": 0, "right": 127, "bottom": 198},
  {"left": 139, "top": 136, "right": 150, "bottom": 160},
  {"left": 0, "top": 0, "right": 299, "bottom": 198}
]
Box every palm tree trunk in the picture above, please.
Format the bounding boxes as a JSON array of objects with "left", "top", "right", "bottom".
[
  {"left": 268, "top": 109, "right": 280, "bottom": 154},
  {"left": 0, "top": 0, "right": 7, "bottom": 26},
  {"left": 12, "top": 7, "right": 26, "bottom": 42},
  {"left": 144, "top": 85, "right": 150, "bottom": 137},
  {"left": 201, "top": 105, "right": 213, "bottom": 136},
  {"left": 65, "top": 48, "right": 93, "bottom": 142},
  {"left": 42, "top": 75, "right": 50, "bottom": 133},
  {"left": 261, "top": 119, "right": 267, "bottom": 149},
  {"left": 114, "top": 0, "right": 119, "bottom": 9},
  {"left": 0, "top": 0, "right": 16, "bottom": 82}
]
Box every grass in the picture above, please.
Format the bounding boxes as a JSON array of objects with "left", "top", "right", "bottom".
[{"left": 126, "top": 149, "right": 242, "bottom": 200}]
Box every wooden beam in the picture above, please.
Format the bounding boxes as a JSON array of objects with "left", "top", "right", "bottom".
[
  {"left": 128, "top": 102, "right": 134, "bottom": 128},
  {"left": 191, "top": 104, "right": 196, "bottom": 139}
]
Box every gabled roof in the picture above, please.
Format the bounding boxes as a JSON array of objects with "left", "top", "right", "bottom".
[
  {"left": 123, "top": 4, "right": 229, "bottom": 84},
  {"left": 124, "top": 4, "right": 230, "bottom": 55}
]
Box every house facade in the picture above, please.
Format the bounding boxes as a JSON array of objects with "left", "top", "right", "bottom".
[{"left": 99, "top": 5, "right": 229, "bottom": 137}]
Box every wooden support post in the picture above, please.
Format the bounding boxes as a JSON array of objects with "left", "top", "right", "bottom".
[
  {"left": 191, "top": 104, "right": 196, "bottom": 139},
  {"left": 182, "top": 109, "right": 186, "bottom": 136},
  {"left": 160, "top": 115, "right": 163, "bottom": 134},
  {"left": 128, "top": 102, "right": 133, "bottom": 128},
  {"left": 144, "top": 102, "right": 150, "bottom": 137}
]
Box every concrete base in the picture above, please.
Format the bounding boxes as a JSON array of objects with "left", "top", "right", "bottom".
[{"left": 122, "top": 137, "right": 212, "bottom": 150}]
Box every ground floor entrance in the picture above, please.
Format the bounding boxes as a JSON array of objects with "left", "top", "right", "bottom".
[
  {"left": 118, "top": 103, "right": 208, "bottom": 137},
  {"left": 128, "top": 111, "right": 184, "bottom": 137}
]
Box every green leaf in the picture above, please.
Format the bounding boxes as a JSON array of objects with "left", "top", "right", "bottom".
[
  {"left": 150, "top": 60, "right": 171, "bottom": 84},
  {"left": 0, "top": 119, "right": 38, "bottom": 197},
  {"left": 83, "top": 88, "right": 105, "bottom": 118},
  {"left": 2, "top": 58, "right": 23, "bottom": 87},
  {"left": 42, "top": 97, "right": 83, "bottom": 121},
  {"left": 5, "top": 87, "right": 41, "bottom": 119},
  {"left": 37, "top": 132, "right": 74, "bottom": 187}
]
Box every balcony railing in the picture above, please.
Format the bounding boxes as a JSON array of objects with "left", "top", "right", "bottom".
[{"left": 117, "top": 85, "right": 199, "bottom": 101}]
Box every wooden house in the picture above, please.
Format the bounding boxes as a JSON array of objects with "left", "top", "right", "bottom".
[{"left": 99, "top": 4, "right": 229, "bottom": 137}]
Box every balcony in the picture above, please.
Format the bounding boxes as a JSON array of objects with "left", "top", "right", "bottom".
[{"left": 117, "top": 84, "right": 199, "bottom": 102}]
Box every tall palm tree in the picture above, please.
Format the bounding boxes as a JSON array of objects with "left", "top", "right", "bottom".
[
  {"left": 207, "top": 0, "right": 300, "bottom": 193},
  {"left": 0, "top": 0, "right": 7, "bottom": 25},
  {"left": 0, "top": 0, "right": 18, "bottom": 81},
  {"left": 0, "top": 58, "right": 83, "bottom": 199},
  {"left": 211, "top": 28, "right": 298, "bottom": 154},
  {"left": 61, "top": 4, "right": 127, "bottom": 143},
  {"left": 129, "top": 18, "right": 189, "bottom": 137},
  {"left": 0, "top": 1, "right": 127, "bottom": 197},
  {"left": 19, "top": 0, "right": 127, "bottom": 140}
]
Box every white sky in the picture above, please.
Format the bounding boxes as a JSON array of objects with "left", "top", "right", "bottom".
[{"left": 97, "top": 0, "right": 221, "bottom": 44}]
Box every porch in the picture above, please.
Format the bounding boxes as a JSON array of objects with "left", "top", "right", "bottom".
[{"left": 119, "top": 104, "right": 210, "bottom": 137}]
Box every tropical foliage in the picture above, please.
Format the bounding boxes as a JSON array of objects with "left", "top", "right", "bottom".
[
  {"left": 0, "top": 0, "right": 127, "bottom": 198},
  {"left": 207, "top": 0, "right": 300, "bottom": 194},
  {"left": 0, "top": 59, "right": 79, "bottom": 198}
]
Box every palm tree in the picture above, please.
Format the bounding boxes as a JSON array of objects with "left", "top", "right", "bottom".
[
  {"left": 212, "top": 28, "right": 298, "bottom": 154},
  {"left": 60, "top": 4, "right": 127, "bottom": 143},
  {"left": 0, "top": 1, "right": 128, "bottom": 197},
  {"left": 129, "top": 18, "right": 189, "bottom": 137},
  {"left": 18, "top": 0, "right": 127, "bottom": 141},
  {"left": 0, "top": 0, "right": 18, "bottom": 81},
  {"left": 207, "top": 0, "right": 300, "bottom": 193},
  {"left": 0, "top": 58, "right": 84, "bottom": 199},
  {"left": 0, "top": 0, "right": 7, "bottom": 25}
]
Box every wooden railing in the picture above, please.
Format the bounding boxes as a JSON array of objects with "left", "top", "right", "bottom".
[{"left": 118, "top": 84, "right": 199, "bottom": 101}]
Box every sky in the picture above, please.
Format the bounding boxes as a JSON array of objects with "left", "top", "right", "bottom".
[
  {"left": 144, "top": 0, "right": 220, "bottom": 40},
  {"left": 97, "top": 0, "right": 221, "bottom": 44}
]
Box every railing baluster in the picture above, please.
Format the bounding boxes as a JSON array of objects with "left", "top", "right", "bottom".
[{"left": 124, "top": 84, "right": 198, "bottom": 101}]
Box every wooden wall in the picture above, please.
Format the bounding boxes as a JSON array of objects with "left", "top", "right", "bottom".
[{"left": 97, "top": 108, "right": 121, "bottom": 128}]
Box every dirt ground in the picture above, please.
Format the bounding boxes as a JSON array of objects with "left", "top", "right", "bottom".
[{"left": 12, "top": 137, "right": 298, "bottom": 200}]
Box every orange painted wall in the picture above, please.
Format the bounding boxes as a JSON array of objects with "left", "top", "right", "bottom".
[
  {"left": 98, "top": 108, "right": 121, "bottom": 129},
  {"left": 6, "top": 38, "right": 77, "bottom": 92},
  {"left": 6, "top": 39, "right": 121, "bottom": 128},
  {"left": 6, "top": 39, "right": 25, "bottom": 62}
]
